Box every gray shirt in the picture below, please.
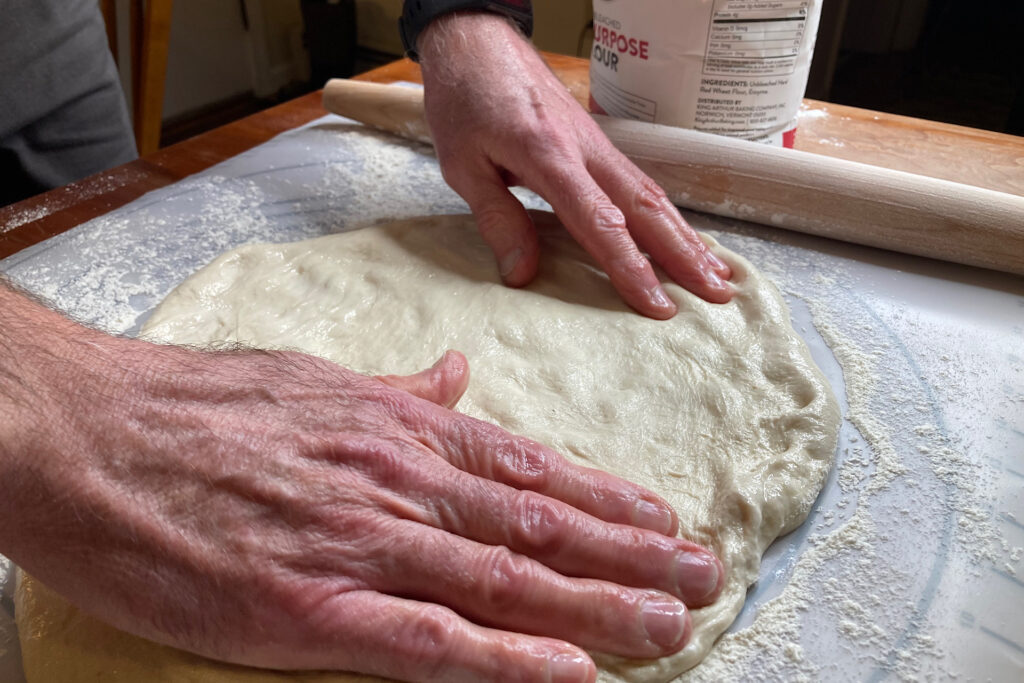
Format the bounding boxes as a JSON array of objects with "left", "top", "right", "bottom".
[{"left": 1, "top": 0, "right": 136, "bottom": 206}]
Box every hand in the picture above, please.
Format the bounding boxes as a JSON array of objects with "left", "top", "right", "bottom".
[
  {"left": 417, "top": 13, "right": 733, "bottom": 320},
  {"left": 0, "top": 289, "right": 724, "bottom": 682}
]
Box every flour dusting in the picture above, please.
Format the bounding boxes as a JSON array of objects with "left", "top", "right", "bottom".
[{"left": 2, "top": 116, "right": 1021, "bottom": 681}]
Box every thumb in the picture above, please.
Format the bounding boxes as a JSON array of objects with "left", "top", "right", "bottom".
[
  {"left": 462, "top": 174, "right": 541, "bottom": 288},
  {"left": 376, "top": 350, "right": 470, "bottom": 409}
]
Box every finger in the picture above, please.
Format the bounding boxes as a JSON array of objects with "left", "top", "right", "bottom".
[
  {"left": 376, "top": 350, "right": 470, "bottom": 409},
  {"left": 419, "top": 474, "right": 723, "bottom": 607},
  {"left": 390, "top": 403, "right": 681, "bottom": 537},
  {"left": 521, "top": 157, "right": 677, "bottom": 319},
  {"left": 265, "top": 590, "right": 596, "bottom": 682},
  {"left": 589, "top": 145, "right": 732, "bottom": 282},
  {"left": 588, "top": 149, "right": 734, "bottom": 303},
  {"left": 322, "top": 425, "right": 721, "bottom": 603},
  {"left": 456, "top": 166, "right": 541, "bottom": 287},
  {"left": 381, "top": 521, "right": 693, "bottom": 659}
]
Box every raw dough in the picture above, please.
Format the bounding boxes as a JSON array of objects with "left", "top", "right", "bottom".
[{"left": 17, "top": 213, "right": 839, "bottom": 681}]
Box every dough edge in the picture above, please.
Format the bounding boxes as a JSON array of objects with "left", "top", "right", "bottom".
[{"left": 17, "top": 213, "right": 840, "bottom": 683}]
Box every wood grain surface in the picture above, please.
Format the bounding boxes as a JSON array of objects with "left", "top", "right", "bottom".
[{"left": 2, "top": 54, "right": 1023, "bottom": 262}]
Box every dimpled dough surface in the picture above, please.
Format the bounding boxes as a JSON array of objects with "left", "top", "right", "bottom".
[{"left": 16, "top": 213, "right": 839, "bottom": 682}]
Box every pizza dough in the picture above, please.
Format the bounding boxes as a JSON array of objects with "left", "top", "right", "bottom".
[{"left": 16, "top": 212, "right": 840, "bottom": 681}]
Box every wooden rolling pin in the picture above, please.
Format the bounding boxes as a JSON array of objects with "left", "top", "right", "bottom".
[{"left": 323, "top": 79, "right": 1024, "bottom": 276}]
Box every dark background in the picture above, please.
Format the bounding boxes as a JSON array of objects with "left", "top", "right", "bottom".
[
  {"left": 806, "top": 0, "right": 1023, "bottom": 135},
  {"left": 165, "top": 0, "right": 1024, "bottom": 146}
]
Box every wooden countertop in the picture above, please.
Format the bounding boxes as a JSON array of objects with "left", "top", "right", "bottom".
[{"left": 2, "top": 53, "right": 1022, "bottom": 261}]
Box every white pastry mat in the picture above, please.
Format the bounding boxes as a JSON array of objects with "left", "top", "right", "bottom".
[{"left": 1, "top": 102, "right": 1021, "bottom": 680}]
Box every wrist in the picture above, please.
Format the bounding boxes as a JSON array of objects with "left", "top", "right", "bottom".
[
  {"left": 418, "top": 11, "right": 535, "bottom": 85},
  {"left": 401, "top": 1, "right": 532, "bottom": 61},
  {"left": 0, "top": 283, "right": 137, "bottom": 546}
]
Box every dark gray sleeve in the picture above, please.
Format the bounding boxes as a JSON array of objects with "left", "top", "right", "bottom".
[{"left": 0, "top": 0, "right": 137, "bottom": 206}]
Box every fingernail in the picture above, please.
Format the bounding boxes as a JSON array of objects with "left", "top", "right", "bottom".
[
  {"left": 707, "top": 250, "right": 729, "bottom": 272},
  {"left": 641, "top": 598, "right": 689, "bottom": 649},
  {"left": 649, "top": 285, "right": 675, "bottom": 311},
  {"left": 707, "top": 269, "right": 726, "bottom": 288},
  {"left": 634, "top": 499, "right": 674, "bottom": 536},
  {"left": 499, "top": 248, "right": 523, "bottom": 278},
  {"left": 547, "top": 652, "right": 592, "bottom": 683},
  {"left": 704, "top": 270, "right": 735, "bottom": 301},
  {"left": 676, "top": 551, "right": 720, "bottom": 602}
]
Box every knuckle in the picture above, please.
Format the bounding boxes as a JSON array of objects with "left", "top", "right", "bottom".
[
  {"left": 287, "top": 429, "right": 327, "bottom": 459},
  {"left": 585, "top": 204, "right": 630, "bottom": 249},
  {"left": 511, "top": 491, "right": 567, "bottom": 555},
  {"left": 370, "top": 389, "right": 440, "bottom": 436},
  {"left": 363, "top": 446, "right": 407, "bottom": 488},
  {"left": 624, "top": 525, "right": 651, "bottom": 550},
  {"left": 494, "top": 437, "right": 550, "bottom": 489},
  {"left": 479, "top": 546, "right": 534, "bottom": 611},
  {"left": 608, "top": 250, "right": 654, "bottom": 281},
  {"left": 395, "top": 605, "right": 463, "bottom": 673},
  {"left": 370, "top": 381, "right": 415, "bottom": 415},
  {"left": 533, "top": 151, "right": 585, "bottom": 189},
  {"left": 593, "top": 202, "right": 628, "bottom": 228},
  {"left": 634, "top": 177, "right": 671, "bottom": 212},
  {"left": 265, "top": 580, "right": 343, "bottom": 636},
  {"left": 514, "top": 116, "right": 564, "bottom": 151},
  {"left": 427, "top": 495, "right": 461, "bottom": 530},
  {"left": 330, "top": 435, "right": 410, "bottom": 488},
  {"left": 538, "top": 136, "right": 577, "bottom": 164}
]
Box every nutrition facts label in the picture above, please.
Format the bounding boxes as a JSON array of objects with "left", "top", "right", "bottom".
[
  {"left": 703, "top": 0, "right": 811, "bottom": 77},
  {"left": 589, "top": 0, "right": 822, "bottom": 145}
]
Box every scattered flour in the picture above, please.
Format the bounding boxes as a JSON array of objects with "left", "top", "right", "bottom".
[
  {"left": 687, "top": 226, "right": 1021, "bottom": 681},
  {"left": 1, "top": 169, "right": 144, "bottom": 236},
  {"left": 1, "top": 205, "right": 51, "bottom": 234},
  {"left": 2, "top": 118, "right": 1021, "bottom": 680}
]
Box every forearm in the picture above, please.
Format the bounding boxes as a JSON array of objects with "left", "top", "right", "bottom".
[
  {"left": 1, "top": 280, "right": 71, "bottom": 449},
  {"left": 2, "top": 278, "right": 84, "bottom": 426},
  {"left": 0, "top": 279, "right": 127, "bottom": 548}
]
